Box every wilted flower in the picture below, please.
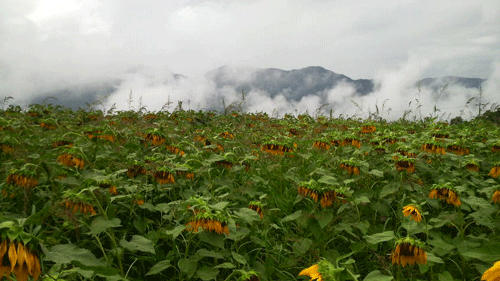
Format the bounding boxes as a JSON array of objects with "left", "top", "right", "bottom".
[
  {"left": 402, "top": 205, "right": 422, "bottom": 222},
  {"left": 429, "top": 184, "right": 461, "bottom": 207},
  {"left": 391, "top": 238, "right": 427, "bottom": 267},
  {"left": 340, "top": 162, "right": 360, "bottom": 175},
  {"left": 249, "top": 201, "right": 264, "bottom": 219},
  {"left": 299, "top": 264, "right": 322, "bottom": 281},
  {"left": 491, "top": 190, "right": 500, "bottom": 204},
  {"left": 62, "top": 200, "right": 97, "bottom": 215},
  {"left": 57, "top": 153, "right": 84, "bottom": 169},
  {"left": 482, "top": 260, "right": 500, "bottom": 281},
  {"left": 489, "top": 165, "right": 500, "bottom": 178},
  {"left": 6, "top": 173, "right": 38, "bottom": 188},
  {"left": 153, "top": 170, "right": 175, "bottom": 184},
  {"left": 185, "top": 215, "right": 229, "bottom": 235},
  {"left": 312, "top": 141, "right": 330, "bottom": 150},
  {"left": 0, "top": 239, "right": 41, "bottom": 281}
]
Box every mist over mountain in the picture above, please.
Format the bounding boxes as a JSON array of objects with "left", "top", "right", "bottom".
[
  {"left": 20, "top": 66, "right": 486, "bottom": 120},
  {"left": 207, "top": 66, "right": 376, "bottom": 101}
]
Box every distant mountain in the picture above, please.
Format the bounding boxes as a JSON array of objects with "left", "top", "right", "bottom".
[
  {"left": 207, "top": 66, "right": 376, "bottom": 102},
  {"left": 418, "top": 76, "right": 486, "bottom": 91},
  {"left": 26, "top": 65, "right": 486, "bottom": 110}
]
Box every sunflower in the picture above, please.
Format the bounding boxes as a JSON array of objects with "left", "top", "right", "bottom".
[
  {"left": 185, "top": 217, "right": 229, "bottom": 235},
  {"left": 340, "top": 162, "right": 360, "bottom": 175},
  {"left": 391, "top": 238, "right": 427, "bottom": 267},
  {"left": 165, "top": 144, "right": 186, "bottom": 156},
  {"left": 0, "top": 239, "right": 41, "bottom": 281},
  {"left": 57, "top": 153, "right": 84, "bottom": 169},
  {"left": 312, "top": 140, "right": 330, "bottom": 150},
  {"left": 249, "top": 201, "right": 264, "bottom": 219},
  {"left": 489, "top": 166, "right": 500, "bottom": 178},
  {"left": 219, "top": 131, "right": 234, "bottom": 139},
  {"left": 402, "top": 205, "right": 422, "bottom": 222},
  {"left": 62, "top": 200, "right": 97, "bottom": 215},
  {"left": 299, "top": 264, "right": 322, "bottom": 281},
  {"left": 153, "top": 170, "right": 175, "bottom": 184},
  {"left": 216, "top": 160, "right": 233, "bottom": 170},
  {"left": 491, "top": 190, "right": 500, "bottom": 204},
  {"left": 429, "top": 184, "right": 461, "bottom": 207},
  {"left": 482, "top": 260, "right": 500, "bottom": 281},
  {"left": 6, "top": 173, "right": 38, "bottom": 188},
  {"left": 395, "top": 158, "right": 415, "bottom": 173},
  {"left": 361, "top": 125, "right": 376, "bottom": 134}
]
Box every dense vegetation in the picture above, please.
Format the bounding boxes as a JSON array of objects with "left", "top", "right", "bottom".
[{"left": 1, "top": 103, "right": 500, "bottom": 281}]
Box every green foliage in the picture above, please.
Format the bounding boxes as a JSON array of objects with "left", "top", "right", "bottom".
[{"left": 0, "top": 104, "right": 500, "bottom": 280}]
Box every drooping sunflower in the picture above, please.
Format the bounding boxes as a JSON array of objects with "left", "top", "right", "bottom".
[
  {"left": 429, "top": 183, "right": 461, "bottom": 207},
  {"left": 249, "top": 201, "right": 264, "bottom": 219},
  {"left": 482, "top": 260, "right": 500, "bottom": 281},
  {"left": 402, "top": 205, "right": 422, "bottom": 222},
  {"left": 491, "top": 190, "right": 500, "bottom": 204},
  {"left": 299, "top": 264, "right": 322, "bottom": 281},
  {"left": 391, "top": 238, "right": 427, "bottom": 267},
  {"left": 153, "top": 170, "right": 175, "bottom": 184},
  {"left": 0, "top": 239, "right": 41, "bottom": 281},
  {"left": 489, "top": 165, "right": 500, "bottom": 178},
  {"left": 6, "top": 172, "right": 38, "bottom": 188}
]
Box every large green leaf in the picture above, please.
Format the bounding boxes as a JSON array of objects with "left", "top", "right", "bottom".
[
  {"left": 119, "top": 235, "right": 155, "bottom": 254},
  {"left": 280, "top": 210, "right": 303, "bottom": 223},
  {"left": 42, "top": 244, "right": 106, "bottom": 267},
  {"left": 364, "top": 231, "right": 395, "bottom": 244},
  {"left": 363, "top": 270, "right": 393, "bottom": 281},
  {"left": 292, "top": 238, "right": 313, "bottom": 255},
  {"left": 178, "top": 258, "right": 197, "bottom": 278},
  {"left": 146, "top": 260, "right": 171, "bottom": 275},
  {"left": 195, "top": 249, "right": 225, "bottom": 259},
  {"left": 196, "top": 266, "right": 219, "bottom": 281},
  {"left": 165, "top": 225, "right": 186, "bottom": 239},
  {"left": 460, "top": 242, "right": 500, "bottom": 262},
  {"left": 316, "top": 211, "right": 334, "bottom": 229},
  {"left": 231, "top": 251, "right": 247, "bottom": 265},
  {"left": 89, "top": 217, "right": 121, "bottom": 236},
  {"left": 234, "top": 207, "right": 262, "bottom": 223}
]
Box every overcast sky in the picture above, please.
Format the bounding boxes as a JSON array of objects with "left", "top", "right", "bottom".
[{"left": 1, "top": 0, "right": 499, "bottom": 118}]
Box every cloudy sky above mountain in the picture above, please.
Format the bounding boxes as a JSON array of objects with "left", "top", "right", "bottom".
[{"left": 1, "top": 0, "right": 499, "bottom": 118}]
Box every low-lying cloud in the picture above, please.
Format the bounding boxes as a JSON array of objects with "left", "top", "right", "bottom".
[{"left": 93, "top": 56, "right": 499, "bottom": 121}]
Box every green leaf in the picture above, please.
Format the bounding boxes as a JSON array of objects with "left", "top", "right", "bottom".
[
  {"left": 42, "top": 244, "right": 105, "bottom": 267},
  {"left": 211, "top": 201, "right": 229, "bottom": 210},
  {"left": 146, "top": 260, "right": 171, "bottom": 275},
  {"left": 293, "top": 238, "right": 313, "bottom": 255},
  {"left": 460, "top": 242, "right": 500, "bottom": 262},
  {"left": 364, "top": 231, "right": 394, "bottom": 244},
  {"left": 317, "top": 175, "right": 338, "bottom": 185},
  {"left": 195, "top": 249, "right": 225, "bottom": 259},
  {"left": 232, "top": 251, "right": 247, "bottom": 264},
  {"left": 165, "top": 225, "right": 186, "bottom": 239},
  {"left": 280, "top": 210, "right": 302, "bottom": 223},
  {"left": 438, "top": 271, "right": 454, "bottom": 281},
  {"left": 196, "top": 266, "right": 219, "bottom": 281},
  {"left": 234, "top": 207, "right": 262, "bottom": 224},
  {"left": 363, "top": 270, "right": 393, "bottom": 281},
  {"left": 316, "top": 211, "right": 334, "bottom": 229},
  {"left": 119, "top": 235, "right": 155, "bottom": 254},
  {"left": 214, "top": 262, "right": 235, "bottom": 269},
  {"left": 369, "top": 169, "right": 384, "bottom": 178},
  {"left": 178, "top": 258, "right": 197, "bottom": 278},
  {"left": 89, "top": 217, "right": 121, "bottom": 236},
  {"left": 426, "top": 252, "right": 444, "bottom": 264},
  {"left": 199, "top": 232, "right": 225, "bottom": 249},
  {"left": 379, "top": 184, "right": 398, "bottom": 198}
]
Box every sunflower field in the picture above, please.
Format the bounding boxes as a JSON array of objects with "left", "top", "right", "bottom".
[{"left": 1, "top": 103, "right": 500, "bottom": 281}]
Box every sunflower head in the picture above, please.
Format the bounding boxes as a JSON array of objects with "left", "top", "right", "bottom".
[
  {"left": 391, "top": 237, "right": 427, "bottom": 267},
  {"left": 402, "top": 204, "right": 422, "bottom": 222}
]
